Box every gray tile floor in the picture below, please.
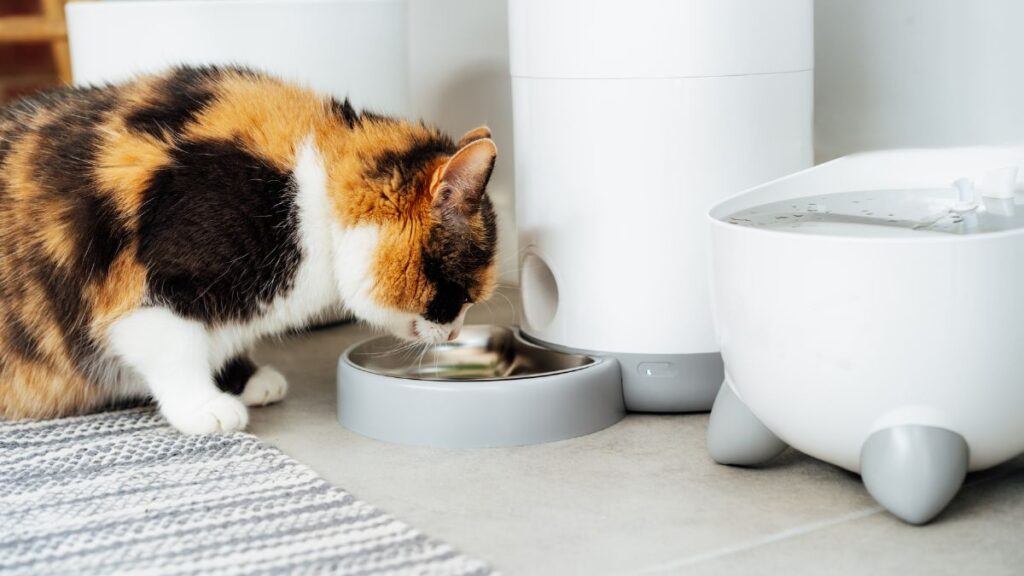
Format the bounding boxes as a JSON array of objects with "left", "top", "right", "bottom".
[{"left": 249, "top": 295, "right": 1024, "bottom": 575}]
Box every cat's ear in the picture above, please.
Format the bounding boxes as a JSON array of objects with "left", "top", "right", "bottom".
[
  {"left": 432, "top": 138, "right": 497, "bottom": 218},
  {"left": 457, "top": 126, "right": 492, "bottom": 148}
]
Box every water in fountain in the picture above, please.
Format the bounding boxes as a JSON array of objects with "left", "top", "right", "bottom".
[{"left": 726, "top": 188, "right": 1024, "bottom": 238}]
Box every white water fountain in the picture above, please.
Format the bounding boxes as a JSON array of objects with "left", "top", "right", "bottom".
[{"left": 707, "top": 146, "right": 1024, "bottom": 524}]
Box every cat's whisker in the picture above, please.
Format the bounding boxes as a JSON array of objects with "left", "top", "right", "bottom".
[
  {"left": 415, "top": 341, "right": 430, "bottom": 375},
  {"left": 489, "top": 290, "right": 519, "bottom": 324},
  {"left": 489, "top": 245, "right": 531, "bottom": 270},
  {"left": 480, "top": 299, "right": 497, "bottom": 324},
  {"left": 362, "top": 338, "right": 422, "bottom": 358},
  {"left": 405, "top": 339, "right": 429, "bottom": 359}
]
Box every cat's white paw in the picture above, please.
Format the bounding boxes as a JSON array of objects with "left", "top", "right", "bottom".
[
  {"left": 162, "top": 393, "right": 249, "bottom": 434},
  {"left": 241, "top": 365, "right": 289, "bottom": 406}
]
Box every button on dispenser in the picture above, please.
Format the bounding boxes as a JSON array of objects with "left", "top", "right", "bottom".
[{"left": 638, "top": 362, "right": 677, "bottom": 378}]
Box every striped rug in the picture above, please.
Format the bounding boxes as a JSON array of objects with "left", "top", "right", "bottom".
[{"left": 0, "top": 408, "right": 491, "bottom": 575}]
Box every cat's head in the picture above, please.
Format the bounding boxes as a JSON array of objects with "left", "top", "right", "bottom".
[{"left": 334, "top": 124, "right": 498, "bottom": 343}]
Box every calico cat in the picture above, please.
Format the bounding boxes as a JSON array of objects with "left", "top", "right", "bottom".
[{"left": 0, "top": 65, "right": 498, "bottom": 433}]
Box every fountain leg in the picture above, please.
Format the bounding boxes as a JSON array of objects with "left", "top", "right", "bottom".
[
  {"left": 860, "top": 425, "right": 968, "bottom": 525},
  {"left": 707, "top": 381, "right": 788, "bottom": 466}
]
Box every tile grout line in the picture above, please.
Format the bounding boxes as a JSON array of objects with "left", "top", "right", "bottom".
[
  {"left": 636, "top": 463, "right": 1024, "bottom": 574},
  {"left": 635, "top": 506, "right": 884, "bottom": 574}
]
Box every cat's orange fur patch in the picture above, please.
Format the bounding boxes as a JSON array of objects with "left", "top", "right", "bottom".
[
  {"left": 188, "top": 72, "right": 331, "bottom": 171},
  {"left": 324, "top": 122, "right": 442, "bottom": 224},
  {"left": 94, "top": 123, "right": 171, "bottom": 220},
  {"left": 0, "top": 361, "right": 103, "bottom": 419},
  {"left": 87, "top": 247, "right": 147, "bottom": 338},
  {"left": 37, "top": 213, "right": 77, "bottom": 268},
  {"left": 475, "top": 259, "right": 499, "bottom": 303},
  {"left": 3, "top": 133, "right": 78, "bottom": 268},
  {"left": 3, "top": 131, "right": 42, "bottom": 206},
  {"left": 372, "top": 219, "right": 434, "bottom": 311}
]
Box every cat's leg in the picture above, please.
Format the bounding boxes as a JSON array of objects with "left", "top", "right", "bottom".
[
  {"left": 215, "top": 354, "right": 289, "bottom": 406},
  {"left": 213, "top": 355, "right": 257, "bottom": 396},
  {"left": 107, "top": 307, "right": 248, "bottom": 434},
  {"left": 241, "top": 366, "right": 289, "bottom": 407}
]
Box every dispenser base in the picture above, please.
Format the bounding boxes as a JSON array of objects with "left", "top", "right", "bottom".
[{"left": 520, "top": 333, "right": 722, "bottom": 412}]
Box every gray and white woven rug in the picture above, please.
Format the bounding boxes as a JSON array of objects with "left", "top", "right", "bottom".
[{"left": 0, "top": 408, "right": 491, "bottom": 575}]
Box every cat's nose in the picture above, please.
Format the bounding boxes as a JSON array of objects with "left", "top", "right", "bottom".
[{"left": 447, "top": 327, "right": 461, "bottom": 341}]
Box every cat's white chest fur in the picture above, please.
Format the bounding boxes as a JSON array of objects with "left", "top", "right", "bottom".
[
  {"left": 205, "top": 138, "right": 342, "bottom": 368},
  {"left": 107, "top": 139, "right": 345, "bottom": 432},
  {"left": 110, "top": 138, "right": 351, "bottom": 380}
]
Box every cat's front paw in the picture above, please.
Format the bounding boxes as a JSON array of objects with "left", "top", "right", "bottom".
[
  {"left": 241, "top": 365, "right": 289, "bottom": 406},
  {"left": 161, "top": 393, "right": 249, "bottom": 434}
]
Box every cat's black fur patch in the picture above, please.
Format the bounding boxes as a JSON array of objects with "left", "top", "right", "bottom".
[
  {"left": 215, "top": 355, "right": 258, "bottom": 395},
  {"left": 422, "top": 264, "right": 470, "bottom": 324},
  {"left": 0, "top": 84, "right": 91, "bottom": 125},
  {"left": 422, "top": 194, "right": 497, "bottom": 324},
  {"left": 0, "top": 107, "right": 32, "bottom": 164},
  {"left": 34, "top": 88, "right": 130, "bottom": 282},
  {"left": 330, "top": 97, "right": 358, "bottom": 128},
  {"left": 65, "top": 194, "right": 131, "bottom": 281},
  {"left": 125, "top": 67, "right": 219, "bottom": 139},
  {"left": 28, "top": 89, "right": 125, "bottom": 365},
  {"left": 359, "top": 110, "right": 390, "bottom": 124},
  {"left": 35, "top": 264, "right": 100, "bottom": 365},
  {"left": 4, "top": 316, "right": 42, "bottom": 362},
  {"left": 371, "top": 135, "right": 457, "bottom": 189},
  {"left": 139, "top": 139, "right": 302, "bottom": 323}
]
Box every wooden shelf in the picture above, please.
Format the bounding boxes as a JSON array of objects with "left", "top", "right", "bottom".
[
  {"left": 0, "top": 16, "right": 67, "bottom": 43},
  {"left": 0, "top": 0, "right": 72, "bottom": 83}
]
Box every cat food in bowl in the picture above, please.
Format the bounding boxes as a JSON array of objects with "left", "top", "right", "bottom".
[{"left": 337, "top": 325, "right": 624, "bottom": 447}]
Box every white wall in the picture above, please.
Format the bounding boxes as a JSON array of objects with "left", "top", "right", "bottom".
[
  {"left": 408, "top": 0, "right": 517, "bottom": 283},
  {"left": 815, "top": 0, "right": 1024, "bottom": 161},
  {"left": 70, "top": 1, "right": 412, "bottom": 114}
]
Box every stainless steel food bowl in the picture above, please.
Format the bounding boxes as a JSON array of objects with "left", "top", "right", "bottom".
[
  {"left": 338, "top": 325, "right": 624, "bottom": 447},
  {"left": 346, "top": 325, "right": 597, "bottom": 380}
]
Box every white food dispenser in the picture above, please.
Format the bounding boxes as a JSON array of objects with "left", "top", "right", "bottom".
[
  {"left": 336, "top": 0, "right": 814, "bottom": 448},
  {"left": 706, "top": 146, "right": 1024, "bottom": 524},
  {"left": 509, "top": 0, "right": 814, "bottom": 411}
]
